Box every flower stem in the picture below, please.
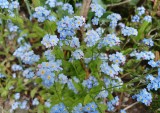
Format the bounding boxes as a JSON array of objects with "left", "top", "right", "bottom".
[{"left": 24, "top": 0, "right": 32, "bottom": 17}]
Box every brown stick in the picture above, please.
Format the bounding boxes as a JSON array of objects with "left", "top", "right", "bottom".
[
  {"left": 79, "top": 0, "right": 92, "bottom": 42},
  {"left": 81, "top": 0, "right": 92, "bottom": 19},
  {"left": 80, "top": 59, "right": 90, "bottom": 79}
]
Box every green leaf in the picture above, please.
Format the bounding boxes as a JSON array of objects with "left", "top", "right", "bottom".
[
  {"left": 31, "top": 87, "right": 38, "bottom": 98},
  {"left": 1, "top": 89, "right": 8, "bottom": 97},
  {"left": 37, "top": 104, "right": 44, "bottom": 113},
  {"left": 32, "top": 24, "right": 47, "bottom": 37},
  {"left": 44, "top": 21, "right": 57, "bottom": 34},
  {"left": 32, "top": 0, "right": 41, "bottom": 7},
  {"left": 135, "top": 21, "right": 149, "bottom": 41},
  {"left": 53, "top": 47, "right": 64, "bottom": 59},
  {"left": 84, "top": 94, "right": 92, "bottom": 105},
  {"left": 122, "top": 48, "right": 133, "bottom": 55}
]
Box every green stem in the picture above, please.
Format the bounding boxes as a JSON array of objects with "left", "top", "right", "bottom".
[
  {"left": 89, "top": 94, "right": 102, "bottom": 113},
  {"left": 72, "top": 63, "right": 79, "bottom": 76},
  {"left": 54, "top": 83, "right": 70, "bottom": 112},
  {"left": 24, "top": 0, "right": 32, "bottom": 17},
  {"left": 106, "top": 0, "right": 131, "bottom": 7}
]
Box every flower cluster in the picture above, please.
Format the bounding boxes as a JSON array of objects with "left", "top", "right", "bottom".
[
  {"left": 142, "top": 38, "right": 154, "bottom": 47},
  {"left": 148, "top": 60, "right": 160, "bottom": 67},
  {"left": 98, "top": 34, "right": 120, "bottom": 48},
  {"left": 23, "top": 68, "right": 35, "bottom": 79},
  {"left": 33, "top": 6, "right": 56, "bottom": 22},
  {"left": 72, "top": 102, "right": 98, "bottom": 113},
  {"left": 107, "top": 96, "right": 119, "bottom": 111},
  {"left": 36, "top": 60, "right": 62, "bottom": 87},
  {"left": 100, "top": 62, "right": 123, "bottom": 77},
  {"left": 62, "top": 3, "right": 74, "bottom": 14},
  {"left": 137, "top": 6, "right": 145, "bottom": 16},
  {"left": 82, "top": 76, "right": 99, "bottom": 89},
  {"left": 84, "top": 30, "right": 100, "bottom": 47},
  {"left": 41, "top": 34, "right": 59, "bottom": 48},
  {"left": 1, "top": 0, "right": 159, "bottom": 113},
  {"left": 13, "top": 43, "right": 40, "bottom": 65},
  {"left": 90, "top": 3, "right": 105, "bottom": 18},
  {"left": 50, "top": 103, "right": 68, "bottom": 113},
  {"left": 72, "top": 49, "right": 84, "bottom": 60},
  {"left": 46, "top": 0, "right": 57, "bottom": 8},
  {"left": 132, "top": 88, "right": 152, "bottom": 106},
  {"left": 107, "top": 13, "right": 121, "bottom": 29},
  {"left": 57, "top": 16, "right": 85, "bottom": 38},
  {"left": 11, "top": 64, "right": 23, "bottom": 71},
  {"left": 146, "top": 74, "right": 160, "bottom": 91},
  {"left": 109, "top": 52, "right": 126, "bottom": 64},
  {"left": 104, "top": 77, "right": 123, "bottom": 89},
  {"left": 132, "top": 15, "right": 140, "bottom": 22},
  {"left": 121, "top": 26, "right": 138, "bottom": 36},
  {"left": 0, "top": 73, "right": 5, "bottom": 78},
  {"left": 130, "top": 51, "right": 155, "bottom": 60}
]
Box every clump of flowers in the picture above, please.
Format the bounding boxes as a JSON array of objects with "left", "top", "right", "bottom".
[{"left": 0, "top": 0, "right": 159, "bottom": 113}]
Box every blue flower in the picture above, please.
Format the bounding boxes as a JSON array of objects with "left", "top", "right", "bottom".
[
  {"left": 11, "top": 101, "right": 20, "bottom": 110},
  {"left": 121, "top": 26, "right": 138, "bottom": 36},
  {"left": 130, "top": 51, "right": 155, "bottom": 60},
  {"left": 57, "top": 16, "right": 85, "bottom": 38},
  {"left": 46, "top": 0, "right": 57, "bottom": 8},
  {"left": 0, "top": 0, "right": 9, "bottom": 9},
  {"left": 45, "top": 101, "right": 51, "bottom": 108},
  {"left": 57, "top": 73, "right": 68, "bottom": 84},
  {"left": 143, "top": 15, "right": 152, "bottom": 22},
  {"left": 92, "top": 17, "right": 99, "bottom": 25},
  {"left": 14, "top": 93, "right": 20, "bottom": 100},
  {"left": 104, "top": 77, "right": 123, "bottom": 89},
  {"left": 100, "top": 62, "right": 122, "bottom": 77},
  {"left": 148, "top": 60, "right": 157, "bottom": 67},
  {"left": 72, "top": 103, "right": 83, "bottom": 113},
  {"left": 22, "top": 68, "right": 34, "bottom": 79},
  {"left": 33, "top": 6, "right": 56, "bottom": 22},
  {"left": 137, "top": 6, "right": 145, "bottom": 16},
  {"left": 132, "top": 88, "right": 152, "bottom": 106},
  {"left": 132, "top": 15, "right": 140, "bottom": 22},
  {"left": 90, "top": 3, "right": 105, "bottom": 18},
  {"left": 146, "top": 74, "right": 160, "bottom": 91},
  {"left": 120, "top": 109, "right": 126, "bottom": 113},
  {"left": 142, "top": 38, "right": 154, "bottom": 47},
  {"left": 67, "top": 79, "right": 77, "bottom": 94},
  {"left": 83, "top": 102, "right": 98, "bottom": 112},
  {"left": 100, "top": 34, "right": 120, "bottom": 48},
  {"left": 84, "top": 30, "right": 100, "bottom": 47},
  {"left": 0, "top": 73, "right": 6, "bottom": 78},
  {"left": 9, "top": 1, "right": 19, "bottom": 10},
  {"left": 70, "top": 37, "right": 80, "bottom": 48},
  {"left": 109, "top": 52, "right": 126, "bottom": 64},
  {"left": 11, "top": 64, "right": 23, "bottom": 71},
  {"left": 96, "top": 27, "right": 104, "bottom": 36},
  {"left": 107, "top": 13, "right": 121, "bottom": 29},
  {"left": 72, "top": 49, "right": 84, "bottom": 60},
  {"left": 41, "top": 34, "right": 59, "bottom": 48},
  {"left": 42, "top": 71, "right": 55, "bottom": 88},
  {"left": 50, "top": 103, "right": 68, "bottom": 113},
  {"left": 20, "top": 100, "right": 28, "bottom": 109},
  {"left": 97, "top": 89, "right": 108, "bottom": 98},
  {"left": 82, "top": 76, "right": 99, "bottom": 89},
  {"left": 7, "top": 21, "right": 19, "bottom": 32},
  {"left": 107, "top": 96, "right": 119, "bottom": 111},
  {"left": 62, "top": 3, "right": 74, "bottom": 14},
  {"left": 44, "top": 49, "right": 55, "bottom": 61},
  {"left": 32, "top": 98, "right": 39, "bottom": 106},
  {"left": 13, "top": 43, "right": 40, "bottom": 65}
]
